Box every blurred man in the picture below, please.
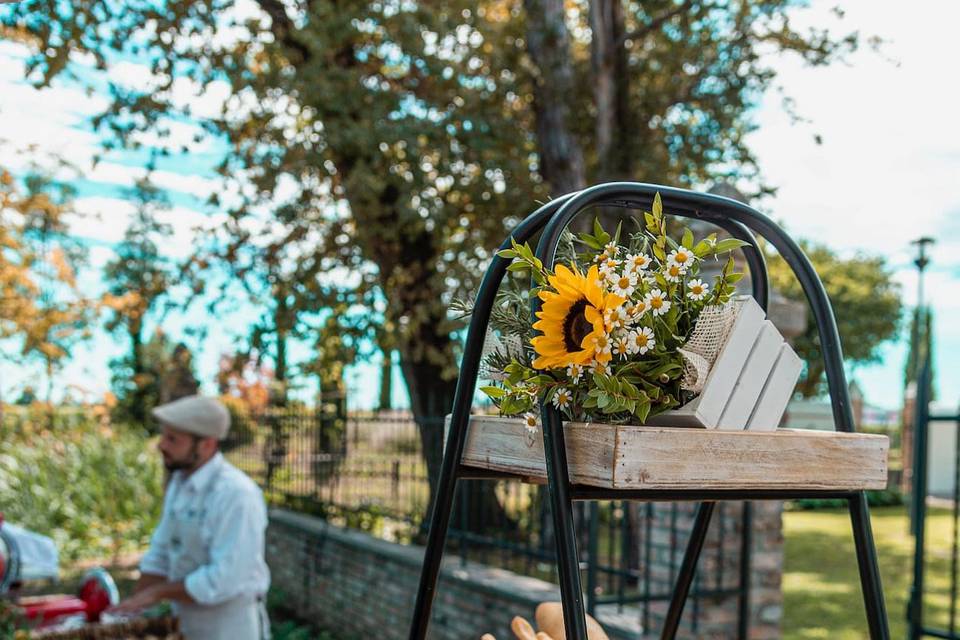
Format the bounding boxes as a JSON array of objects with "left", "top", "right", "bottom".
[{"left": 112, "top": 395, "right": 271, "bottom": 639}]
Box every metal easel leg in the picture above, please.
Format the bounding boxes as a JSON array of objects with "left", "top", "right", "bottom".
[
  {"left": 542, "top": 406, "right": 589, "bottom": 640},
  {"left": 408, "top": 419, "right": 467, "bottom": 639},
  {"left": 849, "top": 491, "right": 891, "bottom": 640},
  {"left": 660, "top": 501, "right": 716, "bottom": 639}
]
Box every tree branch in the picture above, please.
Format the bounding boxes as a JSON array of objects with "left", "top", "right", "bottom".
[
  {"left": 255, "top": 0, "right": 311, "bottom": 64},
  {"left": 619, "top": 1, "right": 695, "bottom": 47}
]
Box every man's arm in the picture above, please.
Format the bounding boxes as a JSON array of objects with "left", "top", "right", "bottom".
[
  {"left": 132, "top": 572, "right": 168, "bottom": 594},
  {"left": 110, "top": 579, "right": 195, "bottom": 614},
  {"left": 113, "top": 486, "right": 175, "bottom": 611}
]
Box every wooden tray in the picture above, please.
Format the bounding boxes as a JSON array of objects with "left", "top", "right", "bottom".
[{"left": 454, "top": 415, "right": 889, "bottom": 491}]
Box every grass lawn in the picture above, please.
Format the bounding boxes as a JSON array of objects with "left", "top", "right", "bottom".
[{"left": 784, "top": 505, "right": 957, "bottom": 639}]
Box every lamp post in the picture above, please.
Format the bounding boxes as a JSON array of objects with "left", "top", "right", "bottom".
[
  {"left": 911, "top": 236, "right": 934, "bottom": 321},
  {"left": 907, "top": 236, "right": 934, "bottom": 533}
]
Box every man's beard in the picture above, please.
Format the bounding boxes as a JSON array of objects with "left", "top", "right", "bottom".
[{"left": 164, "top": 441, "right": 200, "bottom": 472}]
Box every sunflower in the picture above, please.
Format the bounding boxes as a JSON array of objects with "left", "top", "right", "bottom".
[{"left": 530, "top": 263, "right": 625, "bottom": 369}]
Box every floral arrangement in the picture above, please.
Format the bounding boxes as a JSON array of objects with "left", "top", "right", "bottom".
[{"left": 479, "top": 193, "right": 748, "bottom": 425}]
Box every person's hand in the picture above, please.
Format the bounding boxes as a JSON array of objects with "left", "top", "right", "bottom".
[{"left": 108, "top": 585, "right": 162, "bottom": 615}]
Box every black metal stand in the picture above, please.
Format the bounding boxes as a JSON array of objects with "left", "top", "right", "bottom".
[{"left": 407, "top": 183, "right": 890, "bottom": 640}]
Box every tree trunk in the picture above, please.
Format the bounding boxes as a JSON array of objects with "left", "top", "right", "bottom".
[
  {"left": 591, "top": 0, "right": 634, "bottom": 182},
  {"left": 524, "top": 0, "right": 586, "bottom": 195},
  {"left": 377, "top": 348, "right": 393, "bottom": 412},
  {"left": 398, "top": 347, "right": 459, "bottom": 511},
  {"left": 273, "top": 292, "right": 289, "bottom": 408},
  {"left": 130, "top": 322, "right": 146, "bottom": 425}
]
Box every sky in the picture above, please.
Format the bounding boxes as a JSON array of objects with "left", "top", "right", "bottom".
[{"left": 0, "top": 0, "right": 958, "bottom": 411}]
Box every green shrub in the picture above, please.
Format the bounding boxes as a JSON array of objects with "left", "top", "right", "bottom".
[
  {"left": 787, "top": 488, "right": 905, "bottom": 511},
  {"left": 0, "top": 409, "right": 163, "bottom": 564}
]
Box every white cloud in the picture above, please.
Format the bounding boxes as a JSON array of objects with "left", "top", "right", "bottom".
[
  {"left": 83, "top": 161, "right": 221, "bottom": 200},
  {"left": 70, "top": 195, "right": 221, "bottom": 259},
  {"left": 69, "top": 196, "right": 138, "bottom": 243}
]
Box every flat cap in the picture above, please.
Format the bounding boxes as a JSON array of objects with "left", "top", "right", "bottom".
[{"left": 151, "top": 395, "right": 230, "bottom": 440}]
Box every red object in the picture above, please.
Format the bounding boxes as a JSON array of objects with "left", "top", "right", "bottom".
[
  {"left": 17, "top": 571, "right": 116, "bottom": 625},
  {"left": 20, "top": 595, "right": 88, "bottom": 623},
  {"left": 77, "top": 574, "right": 113, "bottom": 621}
]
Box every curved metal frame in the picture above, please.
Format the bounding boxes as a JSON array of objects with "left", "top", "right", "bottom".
[{"left": 408, "top": 182, "right": 889, "bottom": 640}]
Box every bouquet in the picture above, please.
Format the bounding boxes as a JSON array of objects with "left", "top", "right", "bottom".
[{"left": 479, "top": 193, "right": 749, "bottom": 426}]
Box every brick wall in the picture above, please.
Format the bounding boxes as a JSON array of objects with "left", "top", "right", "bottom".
[{"left": 266, "top": 503, "right": 783, "bottom": 639}]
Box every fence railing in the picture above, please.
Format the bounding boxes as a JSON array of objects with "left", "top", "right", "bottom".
[{"left": 224, "top": 407, "right": 748, "bottom": 632}]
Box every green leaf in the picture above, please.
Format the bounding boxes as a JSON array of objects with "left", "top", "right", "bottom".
[
  {"left": 652, "top": 192, "right": 663, "bottom": 218},
  {"left": 592, "top": 217, "right": 611, "bottom": 245},
  {"left": 580, "top": 236, "right": 603, "bottom": 250},
  {"left": 480, "top": 386, "right": 506, "bottom": 399},
  {"left": 644, "top": 212, "right": 658, "bottom": 233},
  {"left": 496, "top": 249, "right": 516, "bottom": 259},
  {"left": 636, "top": 400, "right": 652, "bottom": 423},
  {"left": 715, "top": 238, "right": 750, "bottom": 254},
  {"left": 682, "top": 227, "right": 694, "bottom": 250}
]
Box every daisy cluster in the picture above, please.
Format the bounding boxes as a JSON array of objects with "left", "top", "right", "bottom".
[{"left": 597, "top": 242, "right": 710, "bottom": 353}]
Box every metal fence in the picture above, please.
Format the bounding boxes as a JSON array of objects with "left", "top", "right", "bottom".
[
  {"left": 224, "top": 407, "right": 747, "bottom": 632},
  {"left": 909, "top": 359, "right": 960, "bottom": 639}
]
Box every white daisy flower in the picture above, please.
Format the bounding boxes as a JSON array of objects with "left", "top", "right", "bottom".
[
  {"left": 604, "top": 304, "right": 630, "bottom": 331},
  {"left": 667, "top": 247, "right": 695, "bottom": 269},
  {"left": 612, "top": 334, "right": 632, "bottom": 359},
  {"left": 552, "top": 387, "right": 573, "bottom": 409},
  {"left": 687, "top": 278, "right": 709, "bottom": 301},
  {"left": 589, "top": 360, "right": 611, "bottom": 376},
  {"left": 523, "top": 412, "right": 539, "bottom": 431},
  {"left": 610, "top": 272, "right": 638, "bottom": 298},
  {"left": 645, "top": 289, "right": 671, "bottom": 316},
  {"left": 625, "top": 253, "right": 652, "bottom": 274},
  {"left": 593, "top": 250, "right": 610, "bottom": 264},
  {"left": 598, "top": 257, "right": 621, "bottom": 279},
  {"left": 566, "top": 363, "right": 584, "bottom": 383},
  {"left": 604, "top": 241, "right": 620, "bottom": 258},
  {"left": 628, "top": 298, "right": 649, "bottom": 323},
  {"left": 630, "top": 326, "right": 656, "bottom": 355},
  {"left": 663, "top": 262, "right": 686, "bottom": 283}
]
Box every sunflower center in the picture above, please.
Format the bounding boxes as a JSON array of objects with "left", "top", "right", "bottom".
[{"left": 562, "top": 297, "right": 593, "bottom": 352}]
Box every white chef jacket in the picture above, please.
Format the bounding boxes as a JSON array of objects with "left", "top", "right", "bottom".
[{"left": 139, "top": 452, "right": 271, "bottom": 640}]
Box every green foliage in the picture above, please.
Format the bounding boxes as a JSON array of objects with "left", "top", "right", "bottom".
[
  {"left": 267, "top": 588, "right": 347, "bottom": 640},
  {"left": 0, "top": 600, "right": 28, "bottom": 638},
  {"left": 787, "top": 488, "right": 904, "bottom": 511},
  {"left": 0, "top": 408, "right": 163, "bottom": 563},
  {"left": 904, "top": 305, "right": 935, "bottom": 396},
  {"left": 110, "top": 329, "right": 200, "bottom": 429},
  {"left": 0, "top": 163, "right": 94, "bottom": 403},
  {"left": 767, "top": 242, "right": 902, "bottom": 397},
  {"left": 102, "top": 178, "right": 177, "bottom": 425}
]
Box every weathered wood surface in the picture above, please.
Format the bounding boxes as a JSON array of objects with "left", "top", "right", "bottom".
[{"left": 454, "top": 415, "right": 889, "bottom": 491}]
